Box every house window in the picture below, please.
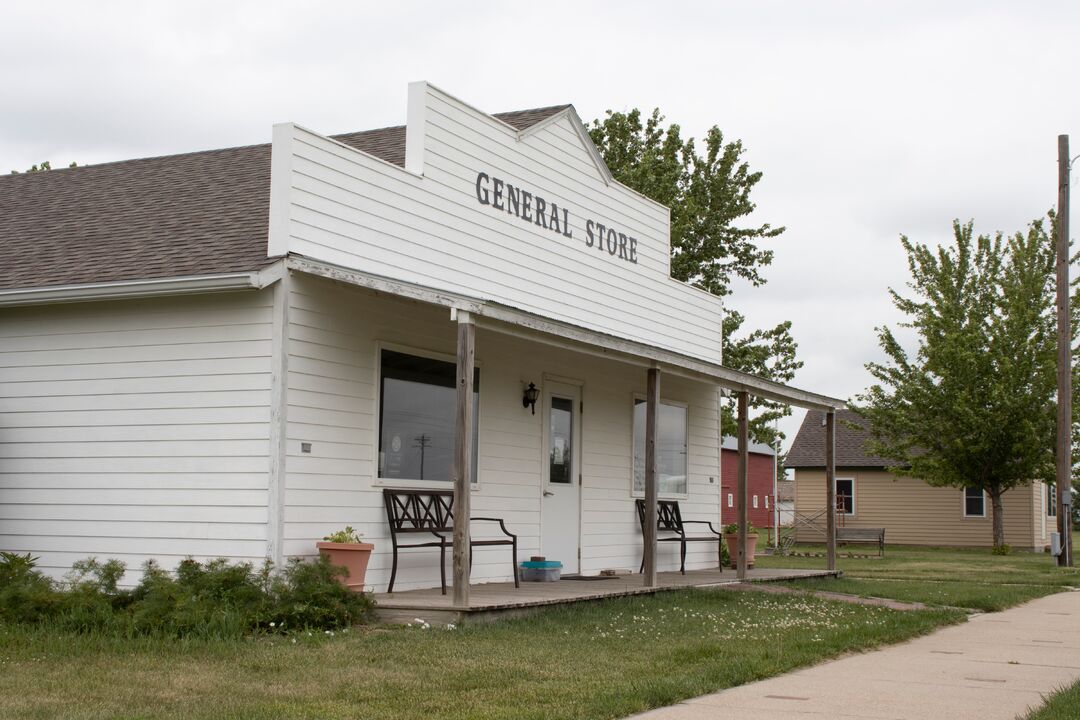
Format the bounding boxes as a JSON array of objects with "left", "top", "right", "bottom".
[
  {"left": 632, "top": 399, "right": 687, "bottom": 496},
  {"left": 835, "top": 478, "right": 855, "bottom": 515},
  {"left": 378, "top": 349, "right": 479, "bottom": 483},
  {"left": 752, "top": 495, "right": 759, "bottom": 509},
  {"left": 727, "top": 493, "right": 734, "bottom": 508},
  {"left": 1048, "top": 483, "right": 1057, "bottom": 517},
  {"left": 963, "top": 487, "right": 986, "bottom": 517},
  {"left": 765, "top": 496, "right": 770, "bottom": 509}
]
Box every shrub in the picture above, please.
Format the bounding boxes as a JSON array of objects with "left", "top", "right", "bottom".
[
  {"left": 0, "top": 552, "right": 60, "bottom": 624},
  {"left": 992, "top": 544, "right": 1012, "bottom": 556},
  {"left": 128, "top": 558, "right": 272, "bottom": 638},
  {"left": 0, "top": 553, "right": 374, "bottom": 639},
  {"left": 56, "top": 558, "right": 132, "bottom": 634},
  {"left": 723, "top": 522, "right": 757, "bottom": 535},
  {"left": 270, "top": 556, "right": 374, "bottom": 630}
]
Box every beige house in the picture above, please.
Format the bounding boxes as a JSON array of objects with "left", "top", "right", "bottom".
[{"left": 787, "top": 410, "right": 1057, "bottom": 551}]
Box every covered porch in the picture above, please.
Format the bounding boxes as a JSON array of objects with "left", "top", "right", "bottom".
[
  {"left": 374, "top": 566, "right": 840, "bottom": 624},
  {"left": 287, "top": 257, "right": 848, "bottom": 602}
]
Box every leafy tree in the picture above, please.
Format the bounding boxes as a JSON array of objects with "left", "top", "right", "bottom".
[
  {"left": 855, "top": 217, "right": 1077, "bottom": 548},
  {"left": 589, "top": 109, "right": 799, "bottom": 448}
]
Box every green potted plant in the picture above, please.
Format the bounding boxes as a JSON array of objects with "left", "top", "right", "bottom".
[
  {"left": 316, "top": 526, "right": 374, "bottom": 592},
  {"left": 722, "top": 521, "right": 759, "bottom": 569}
]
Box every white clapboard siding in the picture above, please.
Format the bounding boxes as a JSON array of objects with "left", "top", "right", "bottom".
[
  {"left": 270, "top": 82, "right": 724, "bottom": 365},
  {"left": 281, "top": 274, "right": 721, "bottom": 591},
  {"left": 0, "top": 291, "right": 275, "bottom": 581}
]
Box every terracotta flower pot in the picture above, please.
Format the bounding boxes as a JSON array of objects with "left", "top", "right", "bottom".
[
  {"left": 723, "top": 533, "right": 758, "bottom": 569},
  {"left": 316, "top": 541, "right": 374, "bottom": 591}
]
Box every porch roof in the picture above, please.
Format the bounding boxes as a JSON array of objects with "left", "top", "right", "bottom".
[{"left": 287, "top": 255, "right": 846, "bottom": 412}]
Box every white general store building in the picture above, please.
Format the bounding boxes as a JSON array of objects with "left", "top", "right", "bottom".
[{"left": 0, "top": 83, "right": 844, "bottom": 597}]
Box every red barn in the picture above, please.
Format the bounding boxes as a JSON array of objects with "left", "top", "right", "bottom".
[{"left": 720, "top": 437, "right": 777, "bottom": 532}]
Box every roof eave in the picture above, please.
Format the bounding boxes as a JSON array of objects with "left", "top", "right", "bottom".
[{"left": 0, "top": 261, "right": 285, "bottom": 307}]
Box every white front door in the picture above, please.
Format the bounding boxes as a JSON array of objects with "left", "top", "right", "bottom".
[{"left": 541, "top": 381, "right": 581, "bottom": 574}]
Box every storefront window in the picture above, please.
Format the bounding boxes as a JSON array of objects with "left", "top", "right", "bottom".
[
  {"left": 378, "top": 349, "right": 479, "bottom": 483},
  {"left": 632, "top": 399, "right": 688, "bottom": 495}
]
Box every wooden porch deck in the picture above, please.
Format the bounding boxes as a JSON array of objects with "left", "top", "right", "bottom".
[{"left": 374, "top": 566, "right": 839, "bottom": 623}]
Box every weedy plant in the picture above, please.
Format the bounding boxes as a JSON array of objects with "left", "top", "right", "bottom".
[
  {"left": 0, "top": 552, "right": 374, "bottom": 639},
  {"left": 322, "top": 526, "right": 364, "bottom": 544}
]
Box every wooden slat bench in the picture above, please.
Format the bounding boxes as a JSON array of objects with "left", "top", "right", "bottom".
[
  {"left": 383, "top": 488, "right": 519, "bottom": 594},
  {"left": 836, "top": 527, "right": 886, "bottom": 557},
  {"left": 635, "top": 499, "right": 722, "bottom": 574}
]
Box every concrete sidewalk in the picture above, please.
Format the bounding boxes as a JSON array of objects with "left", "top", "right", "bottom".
[{"left": 628, "top": 590, "right": 1080, "bottom": 720}]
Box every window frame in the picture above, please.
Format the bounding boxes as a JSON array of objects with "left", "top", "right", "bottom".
[
  {"left": 1047, "top": 483, "right": 1057, "bottom": 517},
  {"left": 962, "top": 487, "right": 986, "bottom": 518},
  {"left": 629, "top": 394, "right": 690, "bottom": 500},
  {"left": 835, "top": 477, "right": 855, "bottom": 516},
  {"left": 373, "top": 341, "right": 483, "bottom": 490}
]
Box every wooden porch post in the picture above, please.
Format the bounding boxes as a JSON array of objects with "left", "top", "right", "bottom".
[
  {"left": 643, "top": 366, "right": 660, "bottom": 587},
  {"left": 736, "top": 391, "right": 749, "bottom": 580},
  {"left": 825, "top": 410, "right": 837, "bottom": 572},
  {"left": 452, "top": 311, "right": 475, "bottom": 607}
]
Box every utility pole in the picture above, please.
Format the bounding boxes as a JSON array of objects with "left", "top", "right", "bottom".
[
  {"left": 1056, "top": 134, "right": 1074, "bottom": 567},
  {"left": 413, "top": 434, "right": 431, "bottom": 480}
]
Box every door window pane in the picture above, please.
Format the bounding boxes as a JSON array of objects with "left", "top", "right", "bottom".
[
  {"left": 632, "top": 400, "right": 688, "bottom": 495},
  {"left": 1048, "top": 484, "right": 1057, "bottom": 517},
  {"left": 549, "top": 397, "right": 573, "bottom": 484},
  {"left": 378, "top": 350, "right": 479, "bottom": 483}
]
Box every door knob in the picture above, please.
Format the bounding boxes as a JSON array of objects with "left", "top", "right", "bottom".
[{"left": 543, "top": 491, "right": 554, "bottom": 497}]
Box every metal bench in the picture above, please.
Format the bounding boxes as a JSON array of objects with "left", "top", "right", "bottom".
[
  {"left": 383, "top": 488, "right": 519, "bottom": 594},
  {"left": 635, "top": 498, "right": 722, "bottom": 574},
  {"left": 836, "top": 527, "right": 886, "bottom": 557}
]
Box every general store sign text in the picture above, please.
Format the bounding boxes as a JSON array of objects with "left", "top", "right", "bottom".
[{"left": 475, "top": 171, "right": 639, "bottom": 264}]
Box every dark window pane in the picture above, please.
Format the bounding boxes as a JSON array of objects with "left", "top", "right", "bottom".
[
  {"left": 378, "top": 350, "right": 479, "bottom": 483},
  {"left": 836, "top": 479, "right": 854, "bottom": 514},
  {"left": 549, "top": 397, "right": 573, "bottom": 484},
  {"left": 964, "top": 487, "right": 984, "bottom": 516}
]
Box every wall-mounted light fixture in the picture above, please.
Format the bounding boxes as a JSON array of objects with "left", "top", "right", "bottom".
[{"left": 522, "top": 382, "right": 540, "bottom": 415}]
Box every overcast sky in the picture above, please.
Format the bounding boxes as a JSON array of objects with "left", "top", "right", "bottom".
[{"left": 3, "top": 1, "right": 1077, "bottom": 449}]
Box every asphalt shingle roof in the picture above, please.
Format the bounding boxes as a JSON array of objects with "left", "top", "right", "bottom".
[
  {"left": 785, "top": 408, "right": 893, "bottom": 468},
  {"left": 0, "top": 105, "right": 572, "bottom": 292}
]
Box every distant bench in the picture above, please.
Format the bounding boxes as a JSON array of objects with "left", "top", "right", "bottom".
[
  {"left": 836, "top": 527, "right": 885, "bottom": 557},
  {"left": 383, "top": 488, "right": 519, "bottom": 595}
]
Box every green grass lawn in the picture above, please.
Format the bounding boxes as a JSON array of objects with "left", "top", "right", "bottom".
[
  {"left": 773, "top": 576, "right": 1063, "bottom": 611},
  {"left": 1022, "top": 679, "right": 1080, "bottom": 719},
  {"left": 757, "top": 544, "right": 1080, "bottom": 611},
  {"left": 0, "top": 588, "right": 961, "bottom": 720}
]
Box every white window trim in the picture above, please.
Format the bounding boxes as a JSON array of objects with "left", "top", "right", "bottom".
[
  {"left": 629, "top": 393, "right": 690, "bottom": 500},
  {"left": 373, "top": 340, "right": 484, "bottom": 490},
  {"left": 835, "top": 477, "right": 856, "bottom": 516},
  {"left": 962, "top": 487, "right": 986, "bottom": 518}
]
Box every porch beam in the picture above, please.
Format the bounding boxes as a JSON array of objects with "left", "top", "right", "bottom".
[
  {"left": 736, "top": 391, "right": 749, "bottom": 580},
  {"left": 452, "top": 311, "right": 476, "bottom": 607},
  {"left": 643, "top": 366, "right": 660, "bottom": 587},
  {"left": 825, "top": 410, "right": 837, "bottom": 572}
]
